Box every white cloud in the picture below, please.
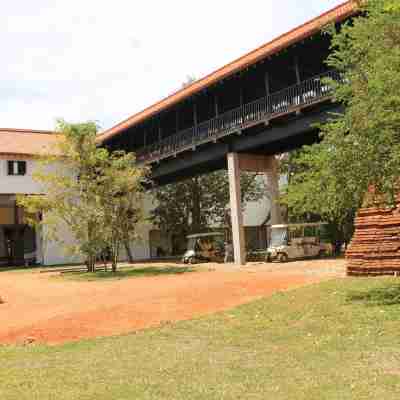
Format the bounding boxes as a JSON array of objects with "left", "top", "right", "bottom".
[{"left": 0, "top": 0, "right": 345, "bottom": 131}]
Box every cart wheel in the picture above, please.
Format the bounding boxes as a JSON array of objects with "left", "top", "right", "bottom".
[
  {"left": 266, "top": 255, "right": 271, "bottom": 263},
  {"left": 278, "top": 253, "right": 288, "bottom": 263},
  {"left": 188, "top": 257, "right": 197, "bottom": 265}
]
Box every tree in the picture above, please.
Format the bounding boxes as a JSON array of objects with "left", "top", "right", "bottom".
[
  {"left": 150, "top": 170, "right": 266, "bottom": 248},
  {"left": 283, "top": 0, "right": 400, "bottom": 246},
  {"left": 97, "top": 151, "right": 148, "bottom": 272},
  {"left": 281, "top": 149, "right": 357, "bottom": 249},
  {"left": 18, "top": 120, "right": 147, "bottom": 272}
]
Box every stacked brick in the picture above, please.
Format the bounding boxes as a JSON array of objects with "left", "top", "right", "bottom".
[{"left": 346, "top": 200, "right": 400, "bottom": 276}]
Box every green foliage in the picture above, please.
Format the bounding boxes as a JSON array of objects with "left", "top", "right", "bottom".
[
  {"left": 283, "top": 0, "right": 400, "bottom": 243},
  {"left": 281, "top": 149, "right": 357, "bottom": 245},
  {"left": 95, "top": 150, "right": 149, "bottom": 271},
  {"left": 18, "top": 120, "right": 148, "bottom": 272},
  {"left": 150, "top": 170, "right": 265, "bottom": 239}
]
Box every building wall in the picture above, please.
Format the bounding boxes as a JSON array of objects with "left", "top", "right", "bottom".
[
  {"left": 0, "top": 155, "right": 275, "bottom": 264},
  {"left": 39, "top": 221, "right": 83, "bottom": 266},
  {"left": 0, "top": 156, "right": 152, "bottom": 265},
  {"left": 0, "top": 156, "right": 47, "bottom": 195},
  {"left": 125, "top": 194, "right": 155, "bottom": 260},
  {"left": 0, "top": 157, "right": 74, "bottom": 265}
]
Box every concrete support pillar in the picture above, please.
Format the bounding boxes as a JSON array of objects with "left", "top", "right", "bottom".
[
  {"left": 236, "top": 153, "right": 283, "bottom": 226},
  {"left": 227, "top": 152, "right": 246, "bottom": 265},
  {"left": 265, "top": 156, "right": 283, "bottom": 225},
  {"left": 227, "top": 152, "right": 283, "bottom": 265}
]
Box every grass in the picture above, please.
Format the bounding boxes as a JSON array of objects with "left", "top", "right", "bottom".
[
  {"left": 0, "top": 263, "right": 81, "bottom": 274},
  {"left": 1, "top": 277, "right": 400, "bottom": 399},
  {"left": 59, "top": 265, "right": 197, "bottom": 281},
  {"left": 0, "top": 265, "right": 41, "bottom": 274}
]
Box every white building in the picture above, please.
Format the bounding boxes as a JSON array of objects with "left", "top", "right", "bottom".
[
  {"left": 0, "top": 129, "right": 76, "bottom": 265},
  {"left": 0, "top": 128, "right": 273, "bottom": 266}
]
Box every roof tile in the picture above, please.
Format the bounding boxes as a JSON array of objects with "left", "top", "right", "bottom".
[
  {"left": 98, "top": 0, "right": 357, "bottom": 144},
  {"left": 0, "top": 129, "right": 62, "bottom": 157}
]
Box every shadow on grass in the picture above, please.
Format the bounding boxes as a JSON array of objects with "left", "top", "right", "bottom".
[
  {"left": 0, "top": 263, "right": 81, "bottom": 273},
  {"left": 0, "top": 265, "right": 39, "bottom": 273},
  {"left": 347, "top": 283, "right": 400, "bottom": 306},
  {"left": 64, "top": 265, "right": 196, "bottom": 281}
]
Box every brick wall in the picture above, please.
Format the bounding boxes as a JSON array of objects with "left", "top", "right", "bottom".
[{"left": 346, "top": 199, "right": 400, "bottom": 276}]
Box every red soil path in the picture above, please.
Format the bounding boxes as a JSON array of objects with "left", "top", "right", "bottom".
[{"left": 0, "top": 259, "right": 345, "bottom": 345}]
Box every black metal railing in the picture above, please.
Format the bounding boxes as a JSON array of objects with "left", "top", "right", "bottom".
[{"left": 137, "top": 70, "right": 342, "bottom": 164}]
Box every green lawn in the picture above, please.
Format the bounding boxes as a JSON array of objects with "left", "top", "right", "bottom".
[
  {"left": 1, "top": 277, "right": 400, "bottom": 399},
  {"left": 58, "top": 265, "right": 197, "bottom": 281},
  {"left": 0, "top": 263, "right": 80, "bottom": 274}
]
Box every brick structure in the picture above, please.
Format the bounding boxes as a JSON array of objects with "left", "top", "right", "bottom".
[{"left": 346, "top": 198, "right": 400, "bottom": 276}]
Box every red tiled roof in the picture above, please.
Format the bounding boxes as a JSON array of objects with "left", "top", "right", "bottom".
[
  {"left": 0, "top": 128, "right": 62, "bottom": 156},
  {"left": 98, "top": 0, "right": 358, "bottom": 144}
]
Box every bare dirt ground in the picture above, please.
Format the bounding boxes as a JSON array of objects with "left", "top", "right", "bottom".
[{"left": 0, "top": 258, "right": 346, "bottom": 345}]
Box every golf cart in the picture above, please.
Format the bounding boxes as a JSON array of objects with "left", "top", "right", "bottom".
[
  {"left": 182, "top": 232, "right": 225, "bottom": 264},
  {"left": 266, "top": 222, "right": 332, "bottom": 262}
]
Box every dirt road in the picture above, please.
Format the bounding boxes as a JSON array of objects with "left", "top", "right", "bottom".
[{"left": 0, "top": 259, "right": 345, "bottom": 345}]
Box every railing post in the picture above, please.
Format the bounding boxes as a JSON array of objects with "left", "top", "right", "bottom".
[
  {"left": 214, "top": 93, "right": 219, "bottom": 117},
  {"left": 137, "top": 70, "right": 337, "bottom": 164},
  {"left": 294, "top": 56, "right": 301, "bottom": 84},
  {"left": 158, "top": 117, "right": 162, "bottom": 141},
  {"left": 175, "top": 107, "right": 180, "bottom": 133},
  {"left": 264, "top": 71, "right": 270, "bottom": 96}
]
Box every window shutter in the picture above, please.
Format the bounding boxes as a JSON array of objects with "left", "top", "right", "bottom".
[
  {"left": 7, "top": 161, "right": 14, "bottom": 175},
  {"left": 18, "top": 161, "right": 27, "bottom": 176}
]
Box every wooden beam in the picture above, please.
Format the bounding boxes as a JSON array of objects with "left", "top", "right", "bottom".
[
  {"left": 294, "top": 55, "right": 301, "bottom": 84},
  {"left": 193, "top": 101, "right": 198, "bottom": 126},
  {"left": 158, "top": 117, "right": 162, "bottom": 141},
  {"left": 214, "top": 93, "right": 219, "bottom": 117},
  {"left": 175, "top": 108, "right": 179, "bottom": 133},
  {"left": 128, "top": 129, "right": 135, "bottom": 149},
  {"left": 14, "top": 200, "right": 18, "bottom": 225},
  {"left": 264, "top": 71, "right": 270, "bottom": 96}
]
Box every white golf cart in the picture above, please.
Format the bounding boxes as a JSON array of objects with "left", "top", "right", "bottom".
[
  {"left": 266, "top": 222, "right": 332, "bottom": 263},
  {"left": 182, "top": 232, "right": 225, "bottom": 264}
]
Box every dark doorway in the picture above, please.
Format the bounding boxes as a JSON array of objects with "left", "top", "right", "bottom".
[{"left": 0, "top": 225, "right": 36, "bottom": 266}]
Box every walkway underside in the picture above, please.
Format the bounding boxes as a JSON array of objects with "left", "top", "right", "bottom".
[
  {"left": 140, "top": 70, "right": 342, "bottom": 169},
  {"left": 152, "top": 104, "right": 342, "bottom": 185}
]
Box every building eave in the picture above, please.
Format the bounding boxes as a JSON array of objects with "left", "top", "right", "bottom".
[{"left": 97, "top": 0, "right": 358, "bottom": 144}]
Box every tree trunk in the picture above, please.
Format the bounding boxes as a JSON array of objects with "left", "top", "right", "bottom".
[
  {"left": 112, "top": 255, "right": 117, "bottom": 273},
  {"left": 102, "top": 251, "right": 108, "bottom": 272},
  {"left": 87, "top": 221, "right": 96, "bottom": 273},
  {"left": 87, "top": 255, "right": 95, "bottom": 273},
  {"left": 112, "top": 241, "right": 118, "bottom": 273},
  {"left": 124, "top": 240, "right": 134, "bottom": 263}
]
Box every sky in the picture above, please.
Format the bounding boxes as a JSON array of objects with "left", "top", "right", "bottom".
[{"left": 1, "top": 0, "right": 345, "bottom": 132}]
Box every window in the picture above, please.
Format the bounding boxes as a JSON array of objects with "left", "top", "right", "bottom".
[{"left": 7, "top": 161, "right": 27, "bottom": 176}]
